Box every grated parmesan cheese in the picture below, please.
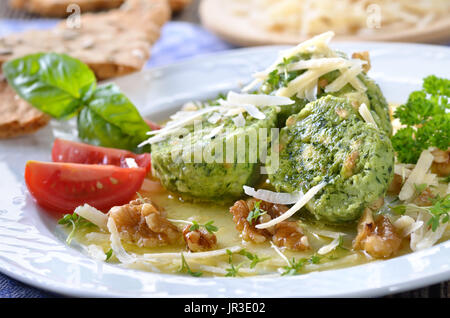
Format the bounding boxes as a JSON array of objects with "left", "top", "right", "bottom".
[
  {"left": 242, "top": 31, "right": 335, "bottom": 92},
  {"left": 243, "top": 185, "right": 303, "bottom": 204},
  {"left": 358, "top": 103, "right": 378, "bottom": 128},
  {"left": 232, "top": 113, "right": 246, "bottom": 127},
  {"left": 324, "top": 62, "right": 365, "bottom": 93},
  {"left": 125, "top": 158, "right": 138, "bottom": 168},
  {"left": 410, "top": 211, "right": 448, "bottom": 251},
  {"left": 107, "top": 217, "right": 136, "bottom": 264},
  {"left": 203, "top": 124, "right": 224, "bottom": 140},
  {"left": 399, "top": 149, "right": 434, "bottom": 201},
  {"left": 317, "top": 237, "right": 340, "bottom": 255},
  {"left": 74, "top": 204, "right": 108, "bottom": 231},
  {"left": 141, "top": 246, "right": 242, "bottom": 260},
  {"left": 269, "top": 241, "right": 291, "bottom": 266},
  {"left": 86, "top": 244, "right": 107, "bottom": 261},
  {"left": 393, "top": 215, "right": 423, "bottom": 238},
  {"left": 227, "top": 91, "right": 294, "bottom": 106},
  {"left": 255, "top": 182, "right": 327, "bottom": 229}
]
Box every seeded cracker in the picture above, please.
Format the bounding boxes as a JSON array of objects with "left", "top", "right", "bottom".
[
  {"left": 0, "top": 0, "right": 170, "bottom": 80},
  {"left": 0, "top": 78, "right": 50, "bottom": 138},
  {"left": 0, "top": 0, "right": 170, "bottom": 138},
  {"left": 9, "top": 0, "right": 124, "bottom": 17},
  {"left": 9, "top": 0, "right": 190, "bottom": 16}
]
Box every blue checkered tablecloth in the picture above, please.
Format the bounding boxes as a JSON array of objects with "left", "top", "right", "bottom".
[{"left": 0, "top": 20, "right": 233, "bottom": 298}]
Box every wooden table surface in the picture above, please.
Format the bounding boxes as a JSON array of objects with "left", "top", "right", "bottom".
[{"left": 0, "top": 0, "right": 448, "bottom": 298}]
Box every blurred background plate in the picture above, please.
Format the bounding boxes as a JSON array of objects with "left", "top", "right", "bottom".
[{"left": 200, "top": 0, "right": 450, "bottom": 46}]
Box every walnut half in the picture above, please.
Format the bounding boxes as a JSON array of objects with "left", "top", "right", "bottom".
[
  {"left": 109, "top": 198, "right": 181, "bottom": 248},
  {"left": 353, "top": 208, "right": 401, "bottom": 258},
  {"left": 229, "top": 198, "right": 309, "bottom": 251}
]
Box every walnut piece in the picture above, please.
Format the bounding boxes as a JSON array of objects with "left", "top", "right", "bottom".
[
  {"left": 109, "top": 198, "right": 181, "bottom": 248},
  {"left": 353, "top": 208, "right": 402, "bottom": 258},
  {"left": 182, "top": 225, "right": 217, "bottom": 252},
  {"left": 430, "top": 149, "right": 450, "bottom": 177},
  {"left": 272, "top": 221, "right": 309, "bottom": 251},
  {"left": 387, "top": 174, "right": 403, "bottom": 195},
  {"left": 229, "top": 198, "right": 309, "bottom": 251},
  {"left": 352, "top": 51, "right": 371, "bottom": 73},
  {"left": 229, "top": 199, "right": 270, "bottom": 243},
  {"left": 413, "top": 187, "right": 435, "bottom": 207}
]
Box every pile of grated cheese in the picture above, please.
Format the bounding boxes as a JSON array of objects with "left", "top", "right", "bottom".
[
  {"left": 244, "top": 31, "right": 368, "bottom": 101},
  {"left": 228, "top": 0, "right": 450, "bottom": 36}
]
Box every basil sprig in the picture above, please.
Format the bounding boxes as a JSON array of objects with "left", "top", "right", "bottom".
[{"left": 2, "top": 53, "right": 150, "bottom": 152}]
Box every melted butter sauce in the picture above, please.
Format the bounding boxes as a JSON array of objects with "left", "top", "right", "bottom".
[
  {"left": 74, "top": 185, "right": 421, "bottom": 277},
  {"left": 71, "top": 103, "right": 449, "bottom": 277}
]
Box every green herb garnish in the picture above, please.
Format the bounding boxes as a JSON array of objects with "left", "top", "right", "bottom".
[
  {"left": 189, "top": 220, "right": 218, "bottom": 234},
  {"left": 225, "top": 249, "right": 242, "bottom": 277},
  {"left": 247, "top": 201, "right": 267, "bottom": 225},
  {"left": 179, "top": 253, "right": 202, "bottom": 277},
  {"left": 337, "top": 235, "right": 349, "bottom": 251},
  {"left": 427, "top": 194, "right": 450, "bottom": 231},
  {"left": 57, "top": 212, "right": 95, "bottom": 244},
  {"left": 281, "top": 257, "right": 308, "bottom": 276},
  {"left": 390, "top": 194, "right": 449, "bottom": 231},
  {"left": 239, "top": 249, "right": 270, "bottom": 269},
  {"left": 105, "top": 248, "right": 113, "bottom": 261},
  {"left": 414, "top": 183, "right": 428, "bottom": 196},
  {"left": 391, "top": 75, "right": 449, "bottom": 164},
  {"left": 309, "top": 254, "right": 321, "bottom": 264},
  {"left": 2, "top": 53, "right": 151, "bottom": 152}
]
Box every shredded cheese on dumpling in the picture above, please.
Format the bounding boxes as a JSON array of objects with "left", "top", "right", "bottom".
[
  {"left": 358, "top": 103, "right": 378, "bottom": 128},
  {"left": 227, "top": 91, "right": 294, "bottom": 106},
  {"left": 324, "top": 62, "right": 365, "bottom": 93},
  {"left": 243, "top": 185, "right": 303, "bottom": 204},
  {"left": 256, "top": 182, "right": 327, "bottom": 229}
]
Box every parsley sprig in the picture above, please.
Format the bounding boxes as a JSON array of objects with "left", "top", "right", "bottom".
[
  {"left": 239, "top": 249, "right": 270, "bottom": 269},
  {"left": 105, "top": 248, "right": 113, "bottom": 261},
  {"left": 391, "top": 75, "right": 449, "bottom": 164},
  {"left": 179, "top": 253, "right": 203, "bottom": 277},
  {"left": 247, "top": 201, "right": 267, "bottom": 225},
  {"left": 58, "top": 212, "right": 96, "bottom": 244},
  {"left": 225, "top": 249, "right": 243, "bottom": 277},
  {"left": 390, "top": 193, "right": 450, "bottom": 231},
  {"left": 189, "top": 220, "right": 218, "bottom": 234},
  {"left": 281, "top": 254, "right": 323, "bottom": 276},
  {"left": 427, "top": 194, "right": 450, "bottom": 231},
  {"left": 281, "top": 258, "right": 308, "bottom": 276}
]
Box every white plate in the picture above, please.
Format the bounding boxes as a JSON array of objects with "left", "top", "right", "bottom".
[{"left": 0, "top": 42, "right": 449, "bottom": 298}]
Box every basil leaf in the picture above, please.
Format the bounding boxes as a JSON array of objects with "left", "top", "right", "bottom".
[
  {"left": 2, "top": 53, "right": 96, "bottom": 118},
  {"left": 78, "top": 83, "right": 150, "bottom": 153}
]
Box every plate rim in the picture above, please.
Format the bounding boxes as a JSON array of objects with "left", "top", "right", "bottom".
[{"left": 1, "top": 42, "right": 450, "bottom": 298}]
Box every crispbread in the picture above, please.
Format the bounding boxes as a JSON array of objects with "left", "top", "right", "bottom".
[
  {"left": 0, "top": 78, "right": 50, "bottom": 138},
  {"left": 1, "top": 0, "right": 171, "bottom": 80},
  {"left": 9, "top": 0, "right": 124, "bottom": 17},
  {"left": 0, "top": 0, "right": 170, "bottom": 138},
  {"left": 9, "top": 0, "right": 191, "bottom": 16},
  {"left": 169, "top": 0, "right": 192, "bottom": 12}
]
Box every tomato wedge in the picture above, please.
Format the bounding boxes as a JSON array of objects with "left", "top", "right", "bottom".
[
  {"left": 25, "top": 161, "right": 146, "bottom": 215},
  {"left": 52, "top": 138, "right": 151, "bottom": 173}
]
